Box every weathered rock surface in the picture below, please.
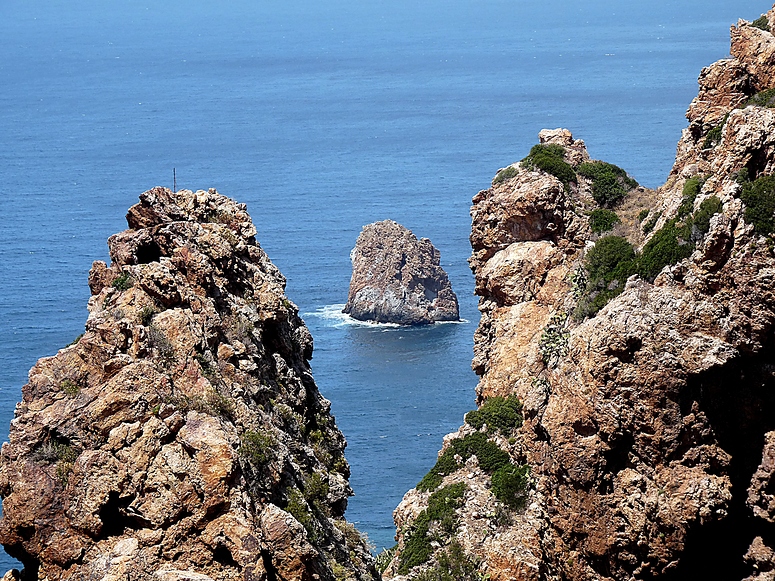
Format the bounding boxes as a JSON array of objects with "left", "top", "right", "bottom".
[
  {"left": 0, "top": 187, "right": 378, "bottom": 581},
  {"left": 342, "top": 220, "right": 459, "bottom": 325},
  {"left": 387, "top": 6, "right": 775, "bottom": 580}
]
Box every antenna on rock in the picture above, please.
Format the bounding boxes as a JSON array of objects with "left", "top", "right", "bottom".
[{"left": 173, "top": 168, "right": 177, "bottom": 192}]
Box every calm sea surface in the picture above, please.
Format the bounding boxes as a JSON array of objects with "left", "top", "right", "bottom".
[{"left": 0, "top": 0, "right": 767, "bottom": 567}]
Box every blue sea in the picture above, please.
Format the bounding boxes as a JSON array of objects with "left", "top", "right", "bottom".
[{"left": 0, "top": 0, "right": 767, "bottom": 569}]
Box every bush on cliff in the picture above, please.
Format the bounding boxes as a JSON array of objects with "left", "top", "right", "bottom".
[
  {"left": 678, "top": 176, "right": 704, "bottom": 218},
  {"left": 574, "top": 236, "right": 636, "bottom": 319},
  {"left": 747, "top": 88, "right": 775, "bottom": 108},
  {"left": 491, "top": 464, "right": 531, "bottom": 510},
  {"left": 637, "top": 219, "right": 694, "bottom": 281},
  {"left": 740, "top": 174, "right": 775, "bottom": 235},
  {"left": 752, "top": 15, "right": 771, "bottom": 32},
  {"left": 398, "top": 482, "right": 467, "bottom": 574},
  {"left": 589, "top": 208, "right": 621, "bottom": 234},
  {"left": 493, "top": 165, "right": 519, "bottom": 185},
  {"left": 465, "top": 394, "right": 523, "bottom": 435},
  {"left": 521, "top": 143, "right": 577, "bottom": 187},
  {"left": 413, "top": 541, "right": 482, "bottom": 581},
  {"left": 693, "top": 196, "right": 723, "bottom": 235},
  {"left": 577, "top": 161, "right": 638, "bottom": 207}
]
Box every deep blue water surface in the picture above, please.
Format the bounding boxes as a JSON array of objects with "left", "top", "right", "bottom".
[{"left": 0, "top": 0, "right": 767, "bottom": 568}]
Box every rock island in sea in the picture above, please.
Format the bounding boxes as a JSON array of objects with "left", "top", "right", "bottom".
[
  {"left": 0, "top": 187, "right": 378, "bottom": 581},
  {"left": 343, "top": 219, "right": 459, "bottom": 325}
]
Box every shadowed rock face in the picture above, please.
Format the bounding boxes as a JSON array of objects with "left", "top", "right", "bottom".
[
  {"left": 343, "top": 220, "right": 459, "bottom": 325},
  {"left": 0, "top": 187, "right": 378, "bottom": 581},
  {"left": 386, "top": 7, "right": 775, "bottom": 581}
]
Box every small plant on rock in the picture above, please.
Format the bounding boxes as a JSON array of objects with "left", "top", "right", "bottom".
[
  {"left": 752, "top": 14, "right": 771, "bottom": 31},
  {"left": 491, "top": 464, "right": 531, "bottom": 510},
  {"left": 239, "top": 429, "right": 276, "bottom": 465},
  {"left": 112, "top": 272, "right": 133, "bottom": 291},
  {"left": 493, "top": 165, "right": 519, "bottom": 185},
  {"left": 465, "top": 394, "right": 523, "bottom": 435},
  {"left": 740, "top": 174, "right": 775, "bottom": 235},
  {"left": 139, "top": 306, "right": 157, "bottom": 326},
  {"left": 539, "top": 312, "right": 570, "bottom": 367},
  {"left": 60, "top": 379, "right": 80, "bottom": 398}
]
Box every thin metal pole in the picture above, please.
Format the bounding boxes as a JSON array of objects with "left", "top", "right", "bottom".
[{"left": 173, "top": 168, "right": 177, "bottom": 192}]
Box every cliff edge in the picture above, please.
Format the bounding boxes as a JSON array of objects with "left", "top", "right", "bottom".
[
  {"left": 0, "top": 188, "right": 378, "bottom": 581},
  {"left": 385, "top": 6, "right": 775, "bottom": 580}
]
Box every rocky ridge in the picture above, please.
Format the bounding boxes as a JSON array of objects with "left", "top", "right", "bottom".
[
  {"left": 385, "top": 7, "right": 775, "bottom": 581},
  {"left": 343, "top": 220, "right": 459, "bottom": 325},
  {"left": 0, "top": 188, "right": 378, "bottom": 581}
]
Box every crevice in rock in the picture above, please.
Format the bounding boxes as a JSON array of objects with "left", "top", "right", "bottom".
[
  {"left": 97, "top": 492, "right": 142, "bottom": 538},
  {"left": 213, "top": 544, "right": 240, "bottom": 569},
  {"left": 135, "top": 240, "right": 162, "bottom": 264},
  {"left": 663, "top": 348, "right": 775, "bottom": 579},
  {"left": 261, "top": 549, "right": 279, "bottom": 581}
]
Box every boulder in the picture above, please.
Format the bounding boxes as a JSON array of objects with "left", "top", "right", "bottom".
[{"left": 343, "top": 220, "right": 459, "bottom": 325}]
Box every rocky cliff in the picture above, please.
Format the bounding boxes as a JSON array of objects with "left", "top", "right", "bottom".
[
  {"left": 385, "top": 7, "right": 775, "bottom": 580},
  {"left": 0, "top": 188, "right": 378, "bottom": 581},
  {"left": 343, "top": 220, "right": 459, "bottom": 325}
]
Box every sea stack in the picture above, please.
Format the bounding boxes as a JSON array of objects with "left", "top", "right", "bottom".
[
  {"left": 343, "top": 220, "right": 459, "bottom": 325},
  {"left": 0, "top": 187, "right": 378, "bottom": 581}
]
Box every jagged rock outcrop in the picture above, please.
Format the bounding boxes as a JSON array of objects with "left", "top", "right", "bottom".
[
  {"left": 342, "top": 220, "right": 459, "bottom": 325},
  {"left": 386, "top": 6, "right": 775, "bottom": 580},
  {"left": 0, "top": 187, "right": 378, "bottom": 581}
]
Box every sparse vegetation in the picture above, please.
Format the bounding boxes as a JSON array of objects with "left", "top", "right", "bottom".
[
  {"left": 493, "top": 165, "right": 518, "bottom": 185},
  {"left": 747, "top": 88, "right": 775, "bottom": 108},
  {"left": 465, "top": 394, "right": 523, "bottom": 435},
  {"left": 577, "top": 161, "right": 638, "bottom": 207},
  {"left": 521, "top": 144, "right": 577, "bottom": 187},
  {"left": 148, "top": 324, "right": 176, "bottom": 368},
  {"left": 703, "top": 114, "right": 729, "bottom": 149},
  {"left": 574, "top": 236, "right": 637, "bottom": 319},
  {"left": 240, "top": 429, "right": 276, "bottom": 465},
  {"left": 413, "top": 541, "right": 484, "bottom": 581},
  {"left": 285, "top": 488, "right": 321, "bottom": 542},
  {"left": 397, "top": 482, "right": 467, "bottom": 574},
  {"left": 375, "top": 546, "right": 396, "bottom": 574},
  {"left": 66, "top": 333, "right": 83, "bottom": 347},
  {"left": 678, "top": 176, "right": 704, "bottom": 218},
  {"left": 642, "top": 211, "right": 662, "bottom": 234},
  {"left": 60, "top": 379, "right": 80, "bottom": 398},
  {"left": 538, "top": 312, "right": 570, "bottom": 367},
  {"left": 638, "top": 218, "right": 694, "bottom": 281},
  {"left": 112, "top": 272, "right": 133, "bottom": 291},
  {"left": 638, "top": 209, "right": 650, "bottom": 222},
  {"left": 589, "top": 208, "right": 621, "bottom": 234},
  {"left": 139, "top": 306, "right": 157, "bottom": 326}
]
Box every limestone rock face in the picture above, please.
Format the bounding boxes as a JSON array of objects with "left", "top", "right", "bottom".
[
  {"left": 387, "top": 6, "right": 775, "bottom": 580},
  {"left": 342, "top": 220, "right": 459, "bottom": 325},
  {"left": 0, "top": 187, "right": 378, "bottom": 581}
]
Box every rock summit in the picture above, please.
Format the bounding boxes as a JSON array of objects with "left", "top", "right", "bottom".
[{"left": 342, "top": 220, "right": 459, "bottom": 325}]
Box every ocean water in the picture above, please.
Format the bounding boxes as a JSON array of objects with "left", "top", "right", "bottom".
[{"left": 0, "top": 0, "right": 767, "bottom": 568}]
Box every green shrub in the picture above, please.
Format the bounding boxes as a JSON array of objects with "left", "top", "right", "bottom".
[
  {"left": 60, "top": 379, "right": 80, "bottom": 398},
  {"left": 112, "top": 272, "right": 133, "bottom": 291},
  {"left": 747, "top": 88, "right": 775, "bottom": 108},
  {"left": 703, "top": 115, "right": 729, "bottom": 149},
  {"left": 240, "top": 430, "right": 276, "bottom": 465},
  {"left": 693, "top": 196, "right": 723, "bottom": 235},
  {"left": 642, "top": 211, "right": 661, "bottom": 234},
  {"left": 638, "top": 209, "right": 650, "bottom": 222},
  {"left": 741, "top": 175, "right": 775, "bottom": 234},
  {"left": 285, "top": 488, "right": 320, "bottom": 542},
  {"left": 413, "top": 541, "right": 482, "bottom": 581},
  {"left": 521, "top": 144, "right": 577, "bottom": 187},
  {"left": 491, "top": 464, "right": 530, "bottom": 510},
  {"left": 465, "top": 395, "right": 523, "bottom": 435},
  {"left": 752, "top": 14, "right": 771, "bottom": 31},
  {"left": 148, "top": 324, "right": 176, "bottom": 368},
  {"left": 66, "top": 333, "right": 84, "bottom": 347},
  {"left": 398, "top": 483, "right": 467, "bottom": 574},
  {"left": 416, "top": 432, "right": 510, "bottom": 491},
  {"left": 304, "top": 472, "right": 330, "bottom": 510},
  {"left": 589, "top": 208, "right": 621, "bottom": 234},
  {"left": 574, "top": 236, "right": 637, "bottom": 319},
  {"left": 493, "top": 165, "right": 518, "bottom": 185},
  {"left": 638, "top": 219, "right": 693, "bottom": 281},
  {"left": 539, "top": 312, "right": 570, "bottom": 367},
  {"left": 678, "top": 176, "right": 704, "bottom": 218},
  {"left": 577, "top": 161, "right": 638, "bottom": 207}
]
